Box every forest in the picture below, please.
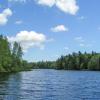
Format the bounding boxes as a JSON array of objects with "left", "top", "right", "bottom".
[
  {"left": 0, "top": 34, "right": 100, "bottom": 72},
  {"left": 34, "top": 51, "right": 100, "bottom": 71},
  {"left": 0, "top": 35, "right": 32, "bottom": 72}
]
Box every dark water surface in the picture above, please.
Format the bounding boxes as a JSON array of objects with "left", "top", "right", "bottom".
[{"left": 0, "top": 69, "right": 100, "bottom": 100}]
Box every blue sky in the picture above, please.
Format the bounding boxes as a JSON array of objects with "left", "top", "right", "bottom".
[{"left": 0, "top": 0, "right": 100, "bottom": 61}]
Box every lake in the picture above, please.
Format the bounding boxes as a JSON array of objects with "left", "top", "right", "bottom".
[{"left": 0, "top": 69, "right": 100, "bottom": 100}]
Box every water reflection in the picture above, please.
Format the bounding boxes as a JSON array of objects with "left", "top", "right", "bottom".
[
  {"left": 0, "top": 70, "right": 100, "bottom": 100},
  {"left": 0, "top": 73, "right": 10, "bottom": 100},
  {"left": 0, "top": 73, "right": 22, "bottom": 100}
]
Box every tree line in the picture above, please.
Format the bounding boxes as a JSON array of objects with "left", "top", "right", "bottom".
[
  {"left": 0, "top": 35, "right": 31, "bottom": 72},
  {"left": 1, "top": 34, "right": 100, "bottom": 72},
  {"left": 34, "top": 51, "right": 100, "bottom": 71}
]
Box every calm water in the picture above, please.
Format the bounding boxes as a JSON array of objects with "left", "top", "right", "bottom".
[{"left": 0, "top": 69, "right": 100, "bottom": 100}]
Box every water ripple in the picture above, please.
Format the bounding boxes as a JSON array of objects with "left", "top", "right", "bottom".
[{"left": 0, "top": 69, "right": 100, "bottom": 100}]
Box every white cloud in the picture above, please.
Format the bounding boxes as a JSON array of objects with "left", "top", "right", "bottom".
[
  {"left": 36, "top": 0, "right": 79, "bottom": 15},
  {"left": 15, "top": 20, "right": 23, "bottom": 25},
  {"left": 8, "top": 0, "right": 79, "bottom": 15},
  {"left": 51, "top": 25, "right": 68, "bottom": 32},
  {"left": 8, "top": 31, "right": 47, "bottom": 52},
  {"left": 56, "top": 0, "right": 79, "bottom": 15},
  {"left": 0, "top": 8, "right": 12, "bottom": 25},
  {"left": 38, "top": 0, "right": 55, "bottom": 7}
]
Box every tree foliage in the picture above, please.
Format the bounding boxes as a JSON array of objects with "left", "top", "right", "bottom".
[
  {"left": 34, "top": 51, "right": 100, "bottom": 71},
  {"left": 55, "top": 51, "right": 100, "bottom": 70},
  {"left": 0, "top": 35, "right": 30, "bottom": 72}
]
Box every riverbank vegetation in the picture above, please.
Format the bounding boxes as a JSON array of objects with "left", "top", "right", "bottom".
[
  {"left": 0, "top": 34, "right": 100, "bottom": 72},
  {"left": 0, "top": 35, "right": 31, "bottom": 72},
  {"left": 34, "top": 51, "right": 100, "bottom": 71}
]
